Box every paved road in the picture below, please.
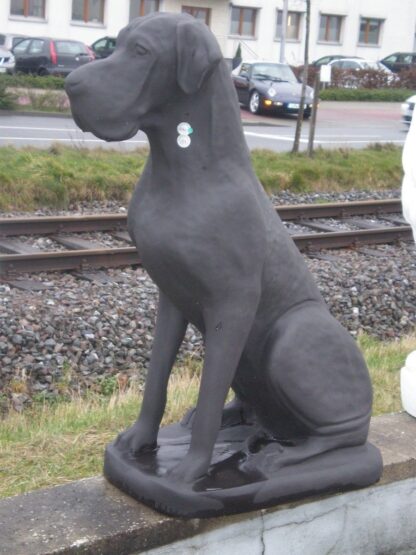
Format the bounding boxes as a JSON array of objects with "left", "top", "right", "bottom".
[{"left": 0, "top": 102, "right": 408, "bottom": 152}]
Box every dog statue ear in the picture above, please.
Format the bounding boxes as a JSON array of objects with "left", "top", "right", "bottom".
[{"left": 176, "top": 19, "right": 222, "bottom": 95}]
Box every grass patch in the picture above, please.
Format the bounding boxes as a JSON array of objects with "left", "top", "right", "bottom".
[
  {"left": 0, "top": 334, "right": 414, "bottom": 499},
  {"left": 358, "top": 334, "right": 416, "bottom": 416},
  {"left": 0, "top": 359, "right": 202, "bottom": 499},
  {"left": 0, "top": 145, "right": 147, "bottom": 211},
  {"left": 252, "top": 144, "right": 402, "bottom": 194},
  {"left": 0, "top": 144, "right": 403, "bottom": 211},
  {"left": 320, "top": 88, "right": 415, "bottom": 102}
]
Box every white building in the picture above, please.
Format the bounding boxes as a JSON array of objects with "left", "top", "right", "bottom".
[{"left": 1, "top": 0, "right": 415, "bottom": 65}]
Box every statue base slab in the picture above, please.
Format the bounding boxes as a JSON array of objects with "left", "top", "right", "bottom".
[{"left": 104, "top": 419, "right": 382, "bottom": 518}]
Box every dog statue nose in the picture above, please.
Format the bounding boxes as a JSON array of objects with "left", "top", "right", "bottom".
[{"left": 65, "top": 71, "right": 84, "bottom": 95}]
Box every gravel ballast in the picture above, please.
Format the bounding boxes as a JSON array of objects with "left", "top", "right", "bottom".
[{"left": 1, "top": 189, "right": 415, "bottom": 408}]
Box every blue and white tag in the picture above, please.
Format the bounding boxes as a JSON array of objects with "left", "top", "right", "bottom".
[{"left": 177, "top": 122, "right": 193, "bottom": 148}]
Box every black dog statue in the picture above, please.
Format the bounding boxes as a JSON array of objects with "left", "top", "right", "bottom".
[{"left": 65, "top": 13, "right": 382, "bottom": 517}]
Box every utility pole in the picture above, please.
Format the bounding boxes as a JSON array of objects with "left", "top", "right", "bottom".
[
  {"left": 307, "top": 70, "right": 320, "bottom": 156},
  {"left": 279, "top": 0, "right": 289, "bottom": 63},
  {"left": 292, "top": 0, "right": 310, "bottom": 154}
]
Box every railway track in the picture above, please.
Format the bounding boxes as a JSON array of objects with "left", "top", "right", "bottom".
[{"left": 0, "top": 199, "right": 411, "bottom": 277}]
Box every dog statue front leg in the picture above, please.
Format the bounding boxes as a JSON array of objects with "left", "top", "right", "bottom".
[
  {"left": 170, "top": 294, "right": 259, "bottom": 483},
  {"left": 116, "top": 290, "right": 188, "bottom": 454}
]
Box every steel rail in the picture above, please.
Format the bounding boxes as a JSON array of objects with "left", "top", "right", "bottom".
[
  {"left": 0, "top": 199, "right": 403, "bottom": 237},
  {"left": 0, "top": 225, "right": 411, "bottom": 277},
  {"left": 0, "top": 213, "right": 127, "bottom": 237},
  {"left": 277, "top": 198, "right": 402, "bottom": 221},
  {"left": 0, "top": 247, "right": 140, "bottom": 275}
]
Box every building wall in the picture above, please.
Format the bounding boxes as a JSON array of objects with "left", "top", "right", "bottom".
[
  {"left": 1, "top": 0, "right": 128, "bottom": 43},
  {"left": 162, "top": 0, "right": 230, "bottom": 53},
  {"left": 1, "top": 0, "right": 415, "bottom": 65},
  {"left": 225, "top": 0, "right": 416, "bottom": 65}
]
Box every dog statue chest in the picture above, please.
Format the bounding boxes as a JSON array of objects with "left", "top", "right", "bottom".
[
  {"left": 128, "top": 175, "right": 265, "bottom": 327},
  {"left": 128, "top": 183, "right": 216, "bottom": 318}
]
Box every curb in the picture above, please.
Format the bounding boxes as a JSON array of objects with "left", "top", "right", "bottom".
[
  {"left": 0, "top": 110, "right": 72, "bottom": 119},
  {"left": 0, "top": 413, "right": 415, "bottom": 554}
]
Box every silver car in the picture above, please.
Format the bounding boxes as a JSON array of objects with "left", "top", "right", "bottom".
[
  {"left": 0, "top": 46, "right": 15, "bottom": 74},
  {"left": 0, "top": 33, "right": 28, "bottom": 51}
]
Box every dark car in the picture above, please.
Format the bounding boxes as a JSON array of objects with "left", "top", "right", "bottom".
[
  {"left": 380, "top": 52, "right": 416, "bottom": 73},
  {"left": 232, "top": 61, "right": 314, "bottom": 117},
  {"left": 90, "top": 36, "right": 116, "bottom": 59},
  {"left": 12, "top": 37, "right": 94, "bottom": 76}
]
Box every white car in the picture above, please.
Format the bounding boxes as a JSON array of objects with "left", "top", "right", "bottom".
[
  {"left": 328, "top": 58, "right": 396, "bottom": 87},
  {"left": 401, "top": 95, "right": 416, "bottom": 125},
  {"left": 0, "top": 46, "right": 15, "bottom": 74},
  {"left": 328, "top": 58, "right": 393, "bottom": 73}
]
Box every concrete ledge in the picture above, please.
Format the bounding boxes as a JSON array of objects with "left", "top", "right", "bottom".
[{"left": 0, "top": 412, "right": 415, "bottom": 555}]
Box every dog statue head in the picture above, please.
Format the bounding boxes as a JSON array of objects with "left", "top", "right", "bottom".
[{"left": 65, "top": 13, "right": 222, "bottom": 141}]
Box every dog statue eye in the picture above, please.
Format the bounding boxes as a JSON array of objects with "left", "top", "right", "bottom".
[{"left": 135, "top": 44, "right": 148, "bottom": 55}]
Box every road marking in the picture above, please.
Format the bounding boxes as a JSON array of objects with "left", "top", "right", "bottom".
[
  {"left": 316, "top": 139, "right": 405, "bottom": 145},
  {"left": 0, "top": 136, "right": 148, "bottom": 144},
  {"left": 244, "top": 131, "right": 303, "bottom": 142},
  {"left": 0, "top": 125, "right": 79, "bottom": 132},
  {"left": 244, "top": 131, "right": 405, "bottom": 145},
  {"left": 311, "top": 134, "right": 381, "bottom": 138}
]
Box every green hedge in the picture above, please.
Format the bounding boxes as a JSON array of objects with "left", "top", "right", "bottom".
[
  {"left": 0, "top": 83, "right": 15, "bottom": 109},
  {"left": 0, "top": 73, "right": 65, "bottom": 90},
  {"left": 319, "top": 88, "right": 415, "bottom": 102}
]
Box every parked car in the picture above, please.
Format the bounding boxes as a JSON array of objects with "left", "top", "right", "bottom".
[
  {"left": 380, "top": 52, "right": 416, "bottom": 73},
  {"left": 328, "top": 58, "right": 392, "bottom": 73},
  {"left": 0, "top": 33, "right": 29, "bottom": 51},
  {"left": 310, "top": 55, "right": 362, "bottom": 67},
  {"left": 0, "top": 46, "right": 15, "bottom": 74},
  {"left": 90, "top": 36, "right": 116, "bottom": 59},
  {"left": 232, "top": 61, "right": 314, "bottom": 117},
  {"left": 402, "top": 95, "right": 416, "bottom": 125},
  {"left": 12, "top": 37, "right": 94, "bottom": 76},
  {"left": 327, "top": 58, "right": 396, "bottom": 87}
]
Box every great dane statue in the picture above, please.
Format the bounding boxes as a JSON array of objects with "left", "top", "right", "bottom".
[{"left": 65, "top": 13, "right": 382, "bottom": 517}]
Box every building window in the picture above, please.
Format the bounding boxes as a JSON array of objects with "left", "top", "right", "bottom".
[
  {"left": 182, "top": 6, "right": 210, "bottom": 26},
  {"left": 319, "top": 14, "right": 343, "bottom": 42},
  {"left": 230, "top": 7, "right": 257, "bottom": 37},
  {"left": 10, "top": 0, "right": 45, "bottom": 18},
  {"left": 276, "top": 10, "right": 302, "bottom": 40},
  {"left": 72, "top": 0, "right": 104, "bottom": 24},
  {"left": 129, "top": 0, "right": 159, "bottom": 20},
  {"left": 359, "top": 17, "right": 383, "bottom": 45}
]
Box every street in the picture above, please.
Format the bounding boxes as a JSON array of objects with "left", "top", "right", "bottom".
[{"left": 0, "top": 101, "right": 408, "bottom": 152}]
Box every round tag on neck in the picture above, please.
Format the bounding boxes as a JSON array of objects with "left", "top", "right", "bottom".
[
  {"left": 177, "top": 135, "right": 191, "bottom": 148},
  {"left": 177, "top": 122, "right": 193, "bottom": 136}
]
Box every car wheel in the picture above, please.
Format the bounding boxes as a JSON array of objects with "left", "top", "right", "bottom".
[
  {"left": 38, "top": 68, "right": 49, "bottom": 77},
  {"left": 249, "top": 90, "right": 261, "bottom": 114},
  {"left": 303, "top": 111, "right": 311, "bottom": 120}
]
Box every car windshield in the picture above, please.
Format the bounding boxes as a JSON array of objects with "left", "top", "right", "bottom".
[
  {"left": 252, "top": 63, "right": 297, "bottom": 83},
  {"left": 55, "top": 41, "right": 88, "bottom": 55}
]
